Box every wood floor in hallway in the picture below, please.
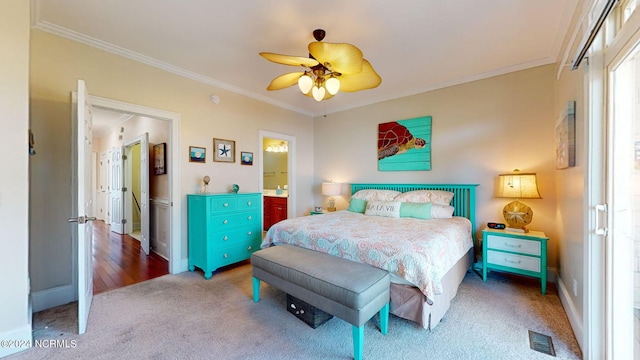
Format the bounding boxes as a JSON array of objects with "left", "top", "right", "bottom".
[{"left": 92, "top": 220, "right": 169, "bottom": 294}]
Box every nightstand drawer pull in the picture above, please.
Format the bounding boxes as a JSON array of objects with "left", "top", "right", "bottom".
[
  {"left": 247, "top": 215, "right": 252, "bottom": 220},
  {"left": 505, "top": 242, "right": 522, "bottom": 248},
  {"left": 223, "top": 236, "right": 228, "bottom": 241},
  {"left": 247, "top": 201, "right": 252, "bottom": 206},
  {"left": 223, "top": 253, "right": 228, "bottom": 258},
  {"left": 504, "top": 258, "right": 521, "bottom": 264},
  {"left": 223, "top": 202, "right": 229, "bottom": 207},
  {"left": 247, "top": 246, "right": 252, "bottom": 251},
  {"left": 247, "top": 231, "right": 252, "bottom": 235},
  {"left": 223, "top": 219, "right": 228, "bottom": 224}
]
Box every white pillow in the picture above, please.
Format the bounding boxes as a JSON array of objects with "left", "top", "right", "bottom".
[
  {"left": 431, "top": 205, "right": 455, "bottom": 219},
  {"left": 352, "top": 189, "right": 401, "bottom": 202},
  {"left": 393, "top": 190, "right": 454, "bottom": 206},
  {"left": 364, "top": 200, "right": 401, "bottom": 218}
]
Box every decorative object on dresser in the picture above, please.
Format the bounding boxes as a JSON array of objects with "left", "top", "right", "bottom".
[
  {"left": 189, "top": 146, "right": 206, "bottom": 163},
  {"left": 213, "top": 138, "right": 235, "bottom": 163},
  {"left": 482, "top": 228, "right": 549, "bottom": 294},
  {"left": 321, "top": 182, "right": 341, "bottom": 212},
  {"left": 231, "top": 184, "right": 239, "bottom": 194},
  {"left": 202, "top": 176, "right": 210, "bottom": 193},
  {"left": 187, "top": 192, "right": 261, "bottom": 279},
  {"left": 495, "top": 169, "right": 541, "bottom": 233}
]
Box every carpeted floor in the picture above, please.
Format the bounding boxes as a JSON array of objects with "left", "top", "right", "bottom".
[{"left": 9, "top": 262, "right": 582, "bottom": 360}]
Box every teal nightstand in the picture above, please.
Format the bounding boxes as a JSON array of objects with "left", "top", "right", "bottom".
[{"left": 482, "top": 228, "right": 549, "bottom": 294}]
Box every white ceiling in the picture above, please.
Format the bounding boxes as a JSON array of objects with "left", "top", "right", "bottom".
[{"left": 33, "top": 0, "right": 578, "bottom": 117}]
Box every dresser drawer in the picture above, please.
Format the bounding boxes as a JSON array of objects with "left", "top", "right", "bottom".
[
  {"left": 487, "top": 250, "right": 540, "bottom": 272},
  {"left": 210, "top": 238, "right": 261, "bottom": 267},
  {"left": 211, "top": 226, "right": 261, "bottom": 246},
  {"left": 211, "top": 211, "right": 259, "bottom": 228},
  {"left": 486, "top": 235, "right": 540, "bottom": 256},
  {"left": 209, "top": 196, "right": 236, "bottom": 211},
  {"left": 237, "top": 195, "right": 260, "bottom": 210}
]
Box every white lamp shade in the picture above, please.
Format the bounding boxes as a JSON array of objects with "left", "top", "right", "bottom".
[
  {"left": 325, "top": 77, "right": 340, "bottom": 95},
  {"left": 298, "top": 74, "right": 312, "bottom": 94},
  {"left": 321, "top": 182, "right": 341, "bottom": 196},
  {"left": 495, "top": 173, "right": 541, "bottom": 199},
  {"left": 312, "top": 85, "right": 325, "bottom": 102}
]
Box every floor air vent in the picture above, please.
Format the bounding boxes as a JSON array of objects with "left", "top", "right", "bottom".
[{"left": 528, "top": 330, "right": 556, "bottom": 356}]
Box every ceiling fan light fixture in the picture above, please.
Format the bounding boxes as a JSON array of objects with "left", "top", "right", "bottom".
[
  {"left": 312, "top": 85, "right": 325, "bottom": 101},
  {"left": 325, "top": 76, "right": 340, "bottom": 95},
  {"left": 298, "top": 73, "right": 313, "bottom": 94}
]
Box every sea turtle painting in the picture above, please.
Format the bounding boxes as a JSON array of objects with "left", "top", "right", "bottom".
[{"left": 378, "top": 121, "right": 427, "bottom": 160}]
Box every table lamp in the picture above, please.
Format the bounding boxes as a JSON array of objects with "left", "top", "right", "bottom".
[
  {"left": 321, "top": 182, "right": 341, "bottom": 212},
  {"left": 495, "top": 169, "right": 541, "bottom": 233}
]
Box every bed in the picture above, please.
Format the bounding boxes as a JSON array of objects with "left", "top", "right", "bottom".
[{"left": 261, "top": 183, "right": 478, "bottom": 329}]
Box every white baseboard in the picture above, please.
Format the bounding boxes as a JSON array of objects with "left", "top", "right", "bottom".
[
  {"left": 31, "top": 284, "right": 75, "bottom": 313},
  {"left": 0, "top": 324, "right": 32, "bottom": 358},
  {"left": 557, "top": 277, "right": 584, "bottom": 351}
]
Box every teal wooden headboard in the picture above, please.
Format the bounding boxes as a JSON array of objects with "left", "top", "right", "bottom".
[{"left": 350, "top": 183, "right": 479, "bottom": 235}]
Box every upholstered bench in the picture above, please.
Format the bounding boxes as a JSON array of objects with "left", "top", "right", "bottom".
[{"left": 251, "top": 244, "right": 390, "bottom": 360}]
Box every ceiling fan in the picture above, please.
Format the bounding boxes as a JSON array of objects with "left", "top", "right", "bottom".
[{"left": 259, "top": 29, "right": 381, "bottom": 102}]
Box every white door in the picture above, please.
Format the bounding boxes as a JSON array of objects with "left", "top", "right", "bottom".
[
  {"left": 139, "top": 134, "right": 150, "bottom": 255},
  {"left": 70, "top": 79, "right": 96, "bottom": 334},
  {"left": 606, "top": 38, "right": 639, "bottom": 360},
  {"left": 110, "top": 146, "right": 124, "bottom": 234}
]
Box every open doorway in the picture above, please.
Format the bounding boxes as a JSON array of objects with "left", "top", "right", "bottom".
[
  {"left": 259, "top": 131, "right": 296, "bottom": 228},
  {"left": 92, "top": 108, "right": 169, "bottom": 293}
]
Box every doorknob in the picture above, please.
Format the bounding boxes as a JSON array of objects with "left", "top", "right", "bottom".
[{"left": 67, "top": 215, "right": 97, "bottom": 224}]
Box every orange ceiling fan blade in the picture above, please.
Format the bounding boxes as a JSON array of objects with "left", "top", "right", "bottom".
[
  {"left": 266, "top": 72, "right": 306, "bottom": 90},
  {"left": 259, "top": 52, "right": 319, "bottom": 67},
  {"left": 336, "top": 59, "right": 381, "bottom": 92},
  {"left": 308, "top": 42, "right": 364, "bottom": 74}
]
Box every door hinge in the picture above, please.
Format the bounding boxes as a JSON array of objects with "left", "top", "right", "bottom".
[
  {"left": 122, "top": 219, "right": 127, "bottom": 224},
  {"left": 122, "top": 154, "right": 127, "bottom": 160},
  {"left": 122, "top": 187, "right": 127, "bottom": 192}
]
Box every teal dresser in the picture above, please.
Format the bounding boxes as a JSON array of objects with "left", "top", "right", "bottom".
[{"left": 188, "top": 193, "right": 262, "bottom": 279}]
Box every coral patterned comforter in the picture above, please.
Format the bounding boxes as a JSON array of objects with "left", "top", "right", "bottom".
[{"left": 261, "top": 210, "right": 473, "bottom": 302}]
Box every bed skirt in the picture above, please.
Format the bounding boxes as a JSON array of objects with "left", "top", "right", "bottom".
[{"left": 389, "top": 248, "right": 473, "bottom": 329}]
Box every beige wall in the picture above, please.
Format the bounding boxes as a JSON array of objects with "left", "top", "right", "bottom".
[
  {"left": 29, "top": 30, "right": 314, "bottom": 299},
  {"left": 314, "top": 65, "right": 559, "bottom": 265},
  {"left": 0, "top": 0, "right": 32, "bottom": 357}
]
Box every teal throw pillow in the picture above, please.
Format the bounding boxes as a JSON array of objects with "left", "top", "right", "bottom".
[
  {"left": 347, "top": 198, "right": 367, "bottom": 213},
  {"left": 400, "top": 202, "right": 432, "bottom": 220}
]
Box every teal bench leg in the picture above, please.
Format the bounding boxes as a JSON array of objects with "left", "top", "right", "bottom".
[
  {"left": 352, "top": 325, "right": 364, "bottom": 360},
  {"left": 252, "top": 277, "right": 260, "bottom": 302},
  {"left": 380, "top": 302, "right": 389, "bottom": 335}
]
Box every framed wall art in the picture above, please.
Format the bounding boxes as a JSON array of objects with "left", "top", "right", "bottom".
[
  {"left": 378, "top": 116, "right": 432, "bottom": 171},
  {"left": 241, "top": 151, "right": 253, "bottom": 166},
  {"left": 555, "top": 101, "right": 576, "bottom": 169},
  {"left": 189, "top": 146, "right": 206, "bottom": 163},
  {"left": 213, "top": 138, "right": 235, "bottom": 163},
  {"left": 153, "top": 143, "right": 167, "bottom": 175}
]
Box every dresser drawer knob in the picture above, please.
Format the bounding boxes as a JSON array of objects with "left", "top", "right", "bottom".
[
  {"left": 247, "top": 201, "right": 252, "bottom": 206},
  {"left": 247, "top": 231, "right": 252, "bottom": 236},
  {"left": 223, "top": 236, "right": 228, "bottom": 241},
  {"left": 247, "top": 246, "right": 252, "bottom": 251},
  {"left": 223, "top": 219, "right": 228, "bottom": 224},
  {"left": 505, "top": 258, "right": 521, "bottom": 265},
  {"left": 505, "top": 242, "right": 522, "bottom": 248},
  {"left": 247, "top": 215, "right": 252, "bottom": 220},
  {"left": 223, "top": 253, "right": 228, "bottom": 258},
  {"left": 223, "top": 202, "right": 229, "bottom": 207}
]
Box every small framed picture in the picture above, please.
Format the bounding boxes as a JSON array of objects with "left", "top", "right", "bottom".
[
  {"left": 241, "top": 151, "right": 253, "bottom": 166},
  {"left": 213, "top": 138, "right": 235, "bottom": 163},
  {"left": 153, "top": 143, "right": 167, "bottom": 175},
  {"left": 189, "top": 146, "right": 206, "bottom": 163}
]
